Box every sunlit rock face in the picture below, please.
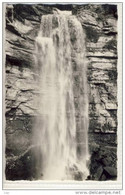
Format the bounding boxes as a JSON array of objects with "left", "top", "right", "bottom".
[{"left": 5, "top": 4, "right": 118, "bottom": 181}]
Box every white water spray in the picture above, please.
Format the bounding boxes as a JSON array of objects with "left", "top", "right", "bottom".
[{"left": 33, "top": 11, "right": 89, "bottom": 180}]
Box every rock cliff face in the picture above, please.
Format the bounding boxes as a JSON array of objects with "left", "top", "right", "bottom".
[
  {"left": 73, "top": 4, "right": 117, "bottom": 133},
  {"left": 74, "top": 4, "right": 117, "bottom": 180},
  {"left": 5, "top": 4, "right": 118, "bottom": 180}
]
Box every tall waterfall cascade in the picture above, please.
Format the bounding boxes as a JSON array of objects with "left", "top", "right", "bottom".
[{"left": 33, "top": 10, "right": 89, "bottom": 180}]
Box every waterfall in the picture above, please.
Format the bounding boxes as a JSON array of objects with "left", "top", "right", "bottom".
[{"left": 33, "top": 11, "right": 89, "bottom": 180}]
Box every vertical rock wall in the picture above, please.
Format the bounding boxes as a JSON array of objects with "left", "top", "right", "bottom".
[
  {"left": 73, "top": 4, "right": 117, "bottom": 180},
  {"left": 5, "top": 4, "right": 52, "bottom": 180},
  {"left": 5, "top": 4, "right": 118, "bottom": 180}
]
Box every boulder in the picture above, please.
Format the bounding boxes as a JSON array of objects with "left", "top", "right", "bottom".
[
  {"left": 104, "top": 166, "right": 117, "bottom": 177},
  {"left": 94, "top": 166, "right": 103, "bottom": 180}
]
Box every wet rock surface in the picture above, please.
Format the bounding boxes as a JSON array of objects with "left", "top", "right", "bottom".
[
  {"left": 72, "top": 4, "right": 117, "bottom": 136},
  {"left": 88, "top": 142, "right": 117, "bottom": 181},
  {"left": 5, "top": 4, "right": 118, "bottom": 180},
  {"left": 73, "top": 4, "right": 118, "bottom": 181}
]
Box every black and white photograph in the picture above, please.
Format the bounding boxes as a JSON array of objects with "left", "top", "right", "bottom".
[{"left": 2, "top": 1, "right": 123, "bottom": 190}]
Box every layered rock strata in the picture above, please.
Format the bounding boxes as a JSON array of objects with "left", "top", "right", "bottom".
[{"left": 5, "top": 4, "right": 118, "bottom": 180}]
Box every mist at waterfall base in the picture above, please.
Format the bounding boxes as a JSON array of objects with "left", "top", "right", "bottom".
[{"left": 33, "top": 11, "right": 89, "bottom": 181}]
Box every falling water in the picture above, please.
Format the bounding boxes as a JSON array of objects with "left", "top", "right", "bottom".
[{"left": 33, "top": 11, "right": 89, "bottom": 180}]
